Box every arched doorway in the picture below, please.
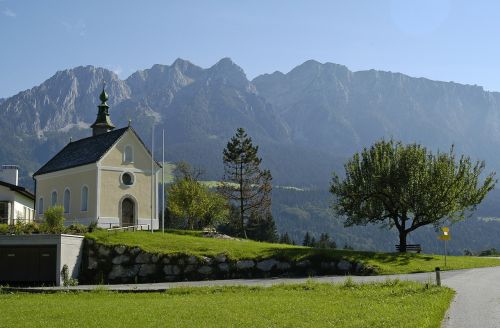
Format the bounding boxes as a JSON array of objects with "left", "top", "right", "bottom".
[{"left": 121, "top": 198, "right": 135, "bottom": 227}]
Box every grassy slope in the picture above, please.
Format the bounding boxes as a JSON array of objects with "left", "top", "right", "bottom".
[
  {"left": 0, "top": 281, "right": 454, "bottom": 328},
  {"left": 87, "top": 230, "right": 500, "bottom": 274}
]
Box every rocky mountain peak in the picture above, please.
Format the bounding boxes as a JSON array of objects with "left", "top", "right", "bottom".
[
  {"left": 172, "top": 58, "right": 196, "bottom": 71},
  {"left": 4, "top": 58, "right": 500, "bottom": 188},
  {"left": 206, "top": 57, "right": 249, "bottom": 89},
  {"left": 0, "top": 66, "right": 130, "bottom": 137},
  {"left": 126, "top": 59, "right": 203, "bottom": 99}
]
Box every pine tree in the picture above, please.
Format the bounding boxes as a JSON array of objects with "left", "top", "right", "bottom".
[
  {"left": 219, "top": 128, "right": 276, "bottom": 239},
  {"left": 279, "top": 232, "right": 292, "bottom": 244},
  {"left": 316, "top": 233, "right": 336, "bottom": 249},
  {"left": 303, "top": 231, "right": 311, "bottom": 246},
  {"left": 246, "top": 169, "right": 276, "bottom": 242},
  {"left": 247, "top": 210, "right": 278, "bottom": 242}
]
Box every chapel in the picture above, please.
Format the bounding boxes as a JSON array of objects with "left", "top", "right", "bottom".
[{"left": 33, "top": 87, "right": 161, "bottom": 228}]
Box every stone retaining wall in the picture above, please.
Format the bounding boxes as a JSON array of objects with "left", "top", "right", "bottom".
[{"left": 79, "top": 239, "right": 374, "bottom": 284}]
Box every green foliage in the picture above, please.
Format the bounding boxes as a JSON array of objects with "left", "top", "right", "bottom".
[
  {"left": 303, "top": 231, "right": 312, "bottom": 246},
  {"left": 0, "top": 282, "right": 454, "bottom": 328},
  {"left": 279, "top": 232, "right": 293, "bottom": 245},
  {"left": 246, "top": 210, "right": 278, "bottom": 243},
  {"left": 273, "top": 188, "right": 500, "bottom": 255},
  {"left": 61, "top": 264, "right": 78, "bottom": 287},
  {"left": 87, "top": 221, "right": 99, "bottom": 233},
  {"left": 44, "top": 206, "right": 65, "bottom": 232},
  {"left": 65, "top": 224, "right": 88, "bottom": 234},
  {"left": 315, "top": 233, "right": 336, "bottom": 249},
  {"left": 0, "top": 220, "right": 91, "bottom": 235},
  {"left": 302, "top": 231, "right": 336, "bottom": 248},
  {"left": 478, "top": 248, "right": 500, "bottom": 256},
  {"left": 167, "top": 178, "right": 229, "bottom": 230},
  {"left": 219, "top": 128, "right": 276, "bottom": 240},
  {"left": 0, "top": 221, "right": 41, "bottom": 235},
  {"left": 330, "top": 140, "right": 496, "bottom": 252},
  {"left": 203, "top": 190, "right": 230, "bottom": 229},
  {"left": 19, "top": 221, "right": 40, "bottom": 234}
]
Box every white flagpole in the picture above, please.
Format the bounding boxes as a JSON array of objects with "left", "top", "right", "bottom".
[
  {"left": 162, "top": 129, "right": 165, "bottom": 233},
  {"left": 151, "top": 124, "right": 154, "bottom": 233}
]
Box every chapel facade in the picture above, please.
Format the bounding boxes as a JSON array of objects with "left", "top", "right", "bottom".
[{"left": 33, "top": 87, "right": 161, "bottom": 228}]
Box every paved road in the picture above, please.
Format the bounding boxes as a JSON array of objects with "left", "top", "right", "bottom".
[
  {"left": 441, "top": 267, "right": 500, "bottom": 328},
  {"left": 10, "top": 266, "right": 500, "bottom": 327},
  {"left": 12, "top": 270, "right": 446, "bottom": 292}
]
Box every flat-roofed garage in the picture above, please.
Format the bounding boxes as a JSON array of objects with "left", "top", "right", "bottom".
[
  {"left": 0, "top": 234, "right": 83, "bottom": 286},
  {"left": 0, "top": 245, "right": 57, "bottom": 285}
]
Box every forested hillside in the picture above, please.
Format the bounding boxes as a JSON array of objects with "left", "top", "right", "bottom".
[{"left": 273, "top": 188, "right": 500, "bottom": 255}]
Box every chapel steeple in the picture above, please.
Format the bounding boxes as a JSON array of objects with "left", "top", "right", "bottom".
[{"left": 90, "top": 82, "right": 115, "bottom": 136}]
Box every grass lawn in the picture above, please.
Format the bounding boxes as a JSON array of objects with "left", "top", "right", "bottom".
[
  {"left": 87, "top": 230, "right": 500, "bottom": 275},
  {"left": 0, "top": 281, "right": 454, "bottom": 328}
]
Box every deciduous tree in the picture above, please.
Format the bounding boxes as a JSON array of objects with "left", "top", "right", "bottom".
[
  {"left": 330, "top": 140, "right": 495, "bottom": 252},
  {"left": 168, "top": 162, "right": 229, "bottom": 229}
]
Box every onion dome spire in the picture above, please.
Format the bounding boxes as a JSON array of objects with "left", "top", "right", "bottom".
[{"left": 91, "top": 82, "right": 115, "bottom": 136}]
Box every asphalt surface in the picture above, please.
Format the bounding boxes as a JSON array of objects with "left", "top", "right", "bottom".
[
  {"left": 9, "top": 270, "right": 445, "bottom": 292},
  {"left": 8, "top": 266, "right": 500, "bottom": 327},
  {"left": 441, "top": 266, "right": 500, "bottom": 328}
]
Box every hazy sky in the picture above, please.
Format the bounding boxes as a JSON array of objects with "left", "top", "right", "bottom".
[{"left": 1, "top": 0, "right": 499, "bottom": 98}]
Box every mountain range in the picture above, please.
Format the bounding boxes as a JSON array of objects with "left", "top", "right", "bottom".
[
  {"left": 3, "top": 58, "right": 500, "bottom": 253},
  {"left": 4, "top": 58, "right": 500, "bottom": 190}
]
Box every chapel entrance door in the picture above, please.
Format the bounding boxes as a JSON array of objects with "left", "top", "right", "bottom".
[{"left": 121, "top": 198, "right": 135, "bottom": 227}]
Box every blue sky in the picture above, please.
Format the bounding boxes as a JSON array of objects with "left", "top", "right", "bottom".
[{"left": 1, "top": 0, "right": 500, "bottom": 98}]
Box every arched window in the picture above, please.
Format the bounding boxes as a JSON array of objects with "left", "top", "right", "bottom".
[
  {"left": 124, "top": 145, "right": 134, "bottom": 163},
  {"left": 81, "top": 186, "right": 88, "bottom": 212},
  {"left": 38, "top": 198, "right": 44, "bottom": 214},
  {"left": 51, "top": 191, "right": 57, "bottom": 207},
  {"left": 64, "top": 189, "right": 70, "bottom": 213}
]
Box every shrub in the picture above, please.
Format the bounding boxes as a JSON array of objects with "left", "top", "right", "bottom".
[
  {"left": 478, "top": 248, "right": 500, "bottom": 256},
  {"left": 61, "top": 264, "right": 78, "bottom": 287},
  {"left": 44, "top": 206, "right": 65, "bottom": 233},
  {"left": 0, "top": 224, "right": 8, "bottom": 234},
  {"left": 0, "top": 221, "right": 42, "bottom": 235},
  {"left": 87, "top": 221, "right": 99, "bottom": 233},
  {"left": 65, "top": 224, "right": 88, "bottom": 234}
]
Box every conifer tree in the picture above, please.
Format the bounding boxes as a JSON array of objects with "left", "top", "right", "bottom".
[
  {"left": 219, "top": 128, "right": 276, "bottom": 239},
  {"left": 303, "top": 231, "right": 311, "bottom": 246},
  {"left": 247, "top": 211, "right": 278, "bottom": 242},
  {"left": 279, "top": 232, "right": 292, "bottom": 244}
]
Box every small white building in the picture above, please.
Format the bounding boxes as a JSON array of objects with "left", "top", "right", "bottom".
[{"left": 0, "top": 165, "right": 35, "bottom": 224}]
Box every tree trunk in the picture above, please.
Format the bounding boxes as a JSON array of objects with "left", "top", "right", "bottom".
[
  {"left": 239, "top": 161, "right": 247, "bottom": 239},
  {"left": 398, "top": 230, "right": 407, "bottom": 253}
]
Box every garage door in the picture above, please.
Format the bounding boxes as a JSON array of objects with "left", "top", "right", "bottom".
[{"left": 0, "top": 245, "right": 57, "bottom": 285}]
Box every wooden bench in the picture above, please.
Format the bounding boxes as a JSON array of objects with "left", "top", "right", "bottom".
[{"left": 395, "top": 244, "right": 422, "bottom": 253}]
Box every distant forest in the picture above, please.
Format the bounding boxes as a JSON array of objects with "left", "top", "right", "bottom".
[{"left": 273, "top": 188, "right": 500, "bottom": 255}]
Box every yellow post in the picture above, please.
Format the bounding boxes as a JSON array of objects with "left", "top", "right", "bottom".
[{"left": 438, "top": 227, "right": 451, "bottom": 267}]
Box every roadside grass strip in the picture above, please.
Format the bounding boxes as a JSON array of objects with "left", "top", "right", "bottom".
[{"left": 0, "top": 280, "right": 454, "bottom": 328}]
